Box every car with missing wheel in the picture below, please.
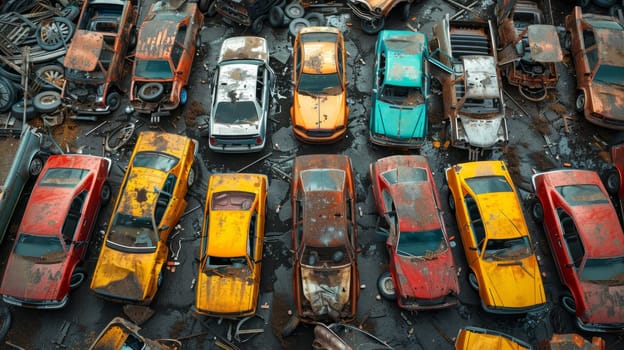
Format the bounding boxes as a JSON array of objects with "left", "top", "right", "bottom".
[
  {"left": 90, "top": 131, "right": 198, "bottom": 304},
  {"left": 371, "top": 155, "right": 459, "bottom": 310},
  {"left": 346, "top": 0, "right": 413, "bottom": 34},
  {"left": 208, "top": 36, "right": 274, "bottom": 153},
  {"left": 531, "top": 169, "right": 624, "bottom": 332},
  {"left": 291, "top": 26, "right": 349, "bottom": 144},
  {"left": 0, "top": 154, "right": 111, "bottom": 309},
  {"left": 62, "top": 0, "right": 138, "bottom": 115},
  {"left": 445, "top": 160, "right": 546, "bottom": 314},
  {"left": 564, "top": 6, "right": 624, "bottom": 130},
  {"left": 128, "top": 0, "right": 204, "bottom": 121},
  {"left": 195, "top": 173, "right": 267, "bottom": 318}
]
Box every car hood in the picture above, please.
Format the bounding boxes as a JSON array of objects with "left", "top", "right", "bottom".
[
  {"left": 591, "top": 83, "right": 624, "bottom": 121},
  {"left": 91, "top": 244, "right": 160, "bottom": 302},
  {"left": 578, "top": 279, "right": 624, "bottom": 325},
  {"left": 480, "top": 257, "right": 545, "bottom": 309},
  {"left": 0, "top": 255, "right": 66, "bottom": 301},
  {"left": 294, "top": 93, "right": 346, "bottom": 130},
  {"left": 196, "top": 267, "right": 256, "bottom": 315},
  {"left": 301, "top": 264, "right": 352, "bottom": 317},
  {"left": 459, "top": 116, "right": 505, "bottom": 148},
  {"left": 211, "top": 121, "right": 260, "bottom": 137},
  {"left": 371, "top": 101, "right": 427, "bottom": 139},
  {"left": 392, "top": 249, "right": 459, "bottom": 300}
]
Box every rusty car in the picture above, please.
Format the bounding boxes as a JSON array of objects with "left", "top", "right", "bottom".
[
  {"left": 0, "top": 154, "right": 111, "bottom": 309},
  {"left": 454, "top": 326, "right": 532, "bottom": 349},
  {"left": 128, "top": 0, "right": 204, "bottom": 122},
  {"left": 195, "top": 173, "right": 267, "bottom": 318},
  {"left": 62, "top": 0, "right": 138, "bottom": 115},
  {"left": 446, "top": 161, "right": 546, "bottom": 314},
  {"left": 531, "top": 169, "right": 624, "bottom": 332},
  {"left": 538, "top": 333, "right": 606, "bottom": 350},
  {"left": 312, "top": 323, "right": 392, "bottom": 350},
  {"left": 432, "top": 15, "right": 508, "bottom": 158},
  {"left": 603, "top": 142, "right": 624, "bottom": 219},
  {"left": 208, "top": 36, "right": 274, "bottom": 153},
  {"left": 284, "top": 154, "right": 359, "bottom": 336},
  {"left": 371, "top": 155, "right": 460, "bottom": 311},
  {"left": 291, "top": 26, "right": 349, "bottom": 144},
  {"left": 89, "top": 317, "right": 181, "bottom": 350},
  {"left": 564, "top": 6, "right": 624, "bottom": 130},
  {"left": 214, "top": 0, "right": 283, "bottom": 33},
  {"left": 346, "top": 0, "right": 413, "bottom": 34},
  {"left": 495, "top": 0, "right": 563, "bottom": 101},
  {"left": 90, "top": 131, "right": 198, "bottom": 304}
]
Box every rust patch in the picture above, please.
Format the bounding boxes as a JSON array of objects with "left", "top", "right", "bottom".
[
  {"left": 136, "top": 188, "right": 148, "bottom": 203},
  {"left": 530, "top": 115, "right": 551, "bottom": 136},
  {"left": 182, "top": 100, "right": 205, "bottom": 127}
]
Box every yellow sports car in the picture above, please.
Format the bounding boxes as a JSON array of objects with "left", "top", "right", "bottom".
[
  {"left": 195, "top": 173, "right": 267, "bottom": 317},
  {"left": 90, "top": 131, "right": 198, "bottom": 304},
  {"left": 445, "top": 160, "right": 546, "bottom": 313}
]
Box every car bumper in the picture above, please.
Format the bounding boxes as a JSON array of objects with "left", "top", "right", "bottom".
[
  {"left": 369, "top": 131, "right": 425, "bottom": 149},
  {"left": 2, "top": 295, "right": 68, "bottom": 309},
  {"left": 481, "top": 300, "right": 547, "bottom": 315},
  {"left": 398, "top": 295, "right": 459, "bottom": 311}
]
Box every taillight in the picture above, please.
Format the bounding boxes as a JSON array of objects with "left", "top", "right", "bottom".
[
  {"left": 209, "top": 136, "right": 216, "bottom": 145},
  {"left": 255, "top": 136, "right": 263, "bottom": 145}
]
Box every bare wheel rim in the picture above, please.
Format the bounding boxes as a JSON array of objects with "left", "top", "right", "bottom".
[
  {"left": 39, "top": 17, "right": 74, "bottom": 48},
  {"left": 37, "top": 65, "right": 65, "bottom": 89}
]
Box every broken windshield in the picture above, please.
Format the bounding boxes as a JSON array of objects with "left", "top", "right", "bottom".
[
  {"left": 14, "top": 233, "right": 66, "bottom": 263},
  {"left": 483, "top": 237, "right": 531, "bottom": 261},
  {"left": 107, "top": 214, "right": 158, "bottom": 251},
  {"left": 134, "top": 59, "right": 173, "bottom": 79},
  {"left": 379, "top": 85, "right": 424, "bottom": 106}
]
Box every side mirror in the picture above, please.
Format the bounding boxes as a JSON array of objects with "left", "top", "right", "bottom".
[
  {"left": 160, "top": 225, "right": 169, "bottom": 232},
  {"left": 565, "top": 263, "right": 574, "bottom": 268},
  {"left": 469, "top": 246, "right": 477, "bottom": 251}
]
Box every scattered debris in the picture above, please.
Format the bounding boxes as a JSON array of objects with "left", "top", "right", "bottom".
[{"left": 122, "top": 305, "right": 155, "bottom": 326}]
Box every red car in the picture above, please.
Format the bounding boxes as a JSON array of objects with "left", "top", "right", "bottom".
[
  {"left": 0, "top": 154, "right": 111, "bottom": 309},
  {"left": 370, "top": 155, "right": 459, "bottom": 310},
  {"left": 603, "top": 143, "right": 624, "bottom": 216},
  {"left": 531, "top": 169, "right": 624, "bottom": 332}
]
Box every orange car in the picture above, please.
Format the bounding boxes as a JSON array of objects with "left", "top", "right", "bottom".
[{"left": 291, "top": 26, "right": 349, "bottom": 144}]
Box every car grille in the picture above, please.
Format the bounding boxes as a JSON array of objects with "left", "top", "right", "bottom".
[{"left": 305, "top": 129, "right": 334, "bottom": 137}]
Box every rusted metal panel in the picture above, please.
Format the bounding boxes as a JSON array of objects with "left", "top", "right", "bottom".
[
  {"left": 528, "top": 24, "right": 563, "bottom": 62},
  {"left": 64, "top": 30, "right": 103, "bottom": 71},
  {"left": 218, "top": 36, "right": 268, "bottom": 62}
]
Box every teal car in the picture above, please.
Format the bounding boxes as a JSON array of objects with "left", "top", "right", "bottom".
[{"left": 369, "top": 30, "right": 429, "bottom": 149}]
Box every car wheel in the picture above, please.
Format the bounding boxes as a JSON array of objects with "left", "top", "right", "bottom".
[
  {"left": 603, "top": 168, "right": 621, "bottom": 195},
  {"left": 377, "top": 271, "right": 397, "bottom": 301},
  {"left": 561, "top": 292, "right": 576, "bottom": 314},
  {"left": 0, "top": 64, "right": 21, "bottom": 83},
  {"left": 303, "top": 12, "right": 325, "bottom": 26},
  {"left": 531, "top": 198, "right": 544, "bottom": 223},
  {"left": 11, "top": 99, "right": 38, "bottom": 120},
  {"left": 100, "top": 181, "right": 112, "bottom": 205},
  {"left": 281, "top": 314, "right": 300, "bottom": 337},
  {"left": 138, "top": 82, "right": 164, "bottom": 102},
  {"left": 468, "top": 271, "right": 479, "bottom": 291},
  {"left": 69, "top": 267, "right": 87, "bottom": 290},
  {"left": 0, "top": 303, "right": 11, "bottom": 342},
  {"left": 0, "top": 76, "right": 17, "bottom": 112},
  {"left": 35, "top": 64, "right": 65, "bottom": 90},
  {"left": 106, "top": 91, "right": 122, "bottom": 112},
  {"left": 575, "top": 91, "right": 585, "bottom": 113},
  {"left": 401, "top": 2, "right": 411, "bottom": 21},
  {"left": 180, "top": 87, "right": 188, "bottom": 106},
  {"left": 284, "top": 2, "right": 304, "bottom": 19},
  {"left": 188, "top": 162, "right": 198, "bottom": 188},
  {"left": 105, "top": 122, "right": 135, "bottom": 152},
  {"left": 37, "top": 17, "right": 75, "bottom": 51},
  {"left": 289, "top": 18, "right": 310, "bottom": 40},
  {"left": 361, "top": 17, "right": 385, "bottom": 35},
  {"left": 447, "top": 192, "right": 456, "bottom": 213},
  {"left": 33, "top": 91, "right": 62, "bottom": 113},
  {"left": 269, "top": 6, "right": 285, "bottom": 27},
  {"left": 29, "top": 156, "right": 44, "bottom": 177},
  {"left": 128, "top": 29, "right": 137, "bottom": 51},
  {"left": 207, "top": 0, "right": 217, "bottom": 16},
  {"left": 252, "top": 15, "right": 266, "bottom": 34},
  {"left": 198, "top": 0, "right": 211, "bottom": 12},
  {"left": 61, "top": 5, "right": 80, "bottom": 21},
  {"left": 610, "top": 4, "right": 623, "bottom": 17}
]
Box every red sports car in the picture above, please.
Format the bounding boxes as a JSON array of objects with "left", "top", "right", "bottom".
[
  {"left": 531, "top": 169, "right": 624, "bottom": 332},
  {"left": 0, "top": 154, "right": 111, "bottom": 309},
  {"left": 370, "top": 155, "right": 459, "bottom": 310}
]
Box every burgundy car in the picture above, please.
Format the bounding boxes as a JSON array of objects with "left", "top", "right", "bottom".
[
  {"left": 531, "top": 169, "right": 624, "bottom": 332},
  {"left": 371, "top": 155, "right": 459, "bottom": 310},
  {"left": 0, "top": 154, "right": 111, "bottom": 309}
]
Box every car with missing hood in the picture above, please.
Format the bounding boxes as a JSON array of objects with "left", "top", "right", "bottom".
[
  {"left": 90, "top": 131, "right": 198, "bottom": 304},
  {"left": 445, "top": 160, "right": 546, "bottom": 314},
  {"left": 195, "top": 173, "right": 267, "bottom": 318}
]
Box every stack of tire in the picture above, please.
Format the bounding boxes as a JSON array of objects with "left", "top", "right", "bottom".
[{"left": 268, "top": 1, "right": 326, "bottom": 42}]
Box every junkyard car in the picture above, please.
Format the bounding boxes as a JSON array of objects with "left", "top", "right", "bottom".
[
  {"left": 89, "top": 317, "right": 181, "bottom": 350},
  {"left": 291, "top": 26, "right": 349, "bottom": 143},
  {"left": 62, "top": 0, "right": 138, "bottom": 114},
  {"left": 195, "top": 173, "right": 267, "bottom": 317},
  {"left": 346, "top": 0, "right": 413, "bottom": 34},
  {"left": 432, "top": 15, "right": 508, "bottom": 154},
  {"left": 544, "top": 333, "right": 606, "bottom": 350},
  {"left": 214, "top": 0, "right": 282, "bottom": 33},
  {"left": 454, "top": 326, "right": 531, "bottom": 350},
  {"left": 495, "top": 0, "right": 562, "bottom": 101},
  {"left": 531, "top": 169, "right": 624, "bottom": 332},
  {"left": 370, "top": 30, "right": 429, "bottom": 149},
  {"left": 128, "top": 0, "right": 204, "bottom": 121},
  {"left": 0, "top": 125, "right": 44, "bottom": 243},
  {"left": 312, "top": 323, "right": 392, "bottom": 350},
  {"left": 564, "top": 6, "right": 624, "bottom": 130},
  {"left": 209, "top": 36, "right": 274, "bottom": 153},
  {"left": 445, "top": 160, "right": 546, "bottom": 313},
  {"left": 90, "top": 131, "right": 198, "bottom": 304},
  {"left": 0, "top": 154, "right": 111, "bottom": 309},
  {"left": 371, "top": 155, "right": 459, "bottom": 310},
  {"left": 285, "top": 154, "right": 358, "bottom": 335}
]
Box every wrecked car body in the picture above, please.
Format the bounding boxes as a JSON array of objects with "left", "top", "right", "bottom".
[
  {"left": 89, "top": 317, "right": 181, "bottom": 350},
  {"left": 214, "top": 0, "right": 282, "bottom": 33},
  {"left": 455, "top": 326, "right": 532, "bottom": 349},
  {"left": 62, "top": 0, "right": 137, "bottom": 115},
  {"left": 312, "top": 323, "right": 392, "bottom": 350},
  {"left": 496, "top": 0, "right": 563, "bottom": 101},
  {"left": 346, "top": 0, "right": 413, "bottom": 34}
]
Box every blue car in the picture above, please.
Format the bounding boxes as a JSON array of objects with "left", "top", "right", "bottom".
[{"left": 369, "top": 30, "right": 429, "bottom": 149}]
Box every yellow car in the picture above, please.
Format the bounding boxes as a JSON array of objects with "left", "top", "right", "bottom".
[
  {"left": 455, "top": 327, "right": 531, "bottom": 350},
  {"left": 195, "top": 173, "right": 267, "bottom": 317},
  {"left": 90, "top": 131, "right": 198, "bottom": 304},
  {"left": 445, "top": 160, "right": 546, "bottom": 313},
  {"left": 291, "top": 26, "right": 349, "bottom": 143}
]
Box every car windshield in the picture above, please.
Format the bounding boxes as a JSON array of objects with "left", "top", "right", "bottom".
[
  {"left": 381, "top": 167, "right": 427, "bottom": 184},
  {"left": 482, "top": 237, "right": 532, "bottom": 261},
  {"left": 39, "top": 168, "right": 89, "bottom": 187},
  {"left": 211, "top": 191, "right": 256, "bottom": 211},
  {"left": 107, "top": 213, "right": 158, "bottom": 250},
  {"left": 379, "top": 84, "right": 424, "bottom": 106},
  {"left": 133, "top": 152, "right": 179, "bottom": 172},
  {"left": 302, "top": 245, "right": 349, "bottom": 267},
  {"left": 300, "top": 169, "right": 345, "bottom": 191},
  {"left": 14, "top": 233, "right": 66, "bottom": 263},
  {"left": 65, "top": 67, "right": 105, "bottom": 82},
  {"left": 134, "top": 59, "right": 173, "bottom": 79},
  {"left": 298, "top": 72, "right": 342, "bottom": 95},
  {"left": 213, "top": 101, "right": 259, "bottom": 124},
  {"left": 465, "top": 176, "right": 513, "bottom": 194},
  {"left": 594, "top": 64, "right": 624, "bottom": 85},
  {"left": 459, "top": 97, "right": 501, "bottom": 115},
  {"left": 203, "top": 255, "right": 250, "bottom": 275},
  {"left": 580, "top": 256, "right": 624, "bottom": 285},
  {"left": 556, "top": 184, "right": 609, "bottom": 206},
  {"left": 397, "top": 229, "right": 447, "bottom": 257}
]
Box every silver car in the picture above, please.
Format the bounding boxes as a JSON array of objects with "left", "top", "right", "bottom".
[{"left": 209, "top": 36, "right": 274, "bottom": 153}]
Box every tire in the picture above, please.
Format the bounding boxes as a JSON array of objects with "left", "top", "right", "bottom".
[
  {"left": 531, "top": 198, "right": 544, "bottom": 223},
  {"left": 284, "top": 3, "right": 304, "bottom": 19},
  {"left": 188, "top": 162, "right": 198, "bottom": 188},
  {"left": 0, "top": 76, "right": 17, "bottom": 112},
  {"left": 377, "top": 271, "right": 397, "bottom": 301},
  {"left": 281, "top": 314, "right": 300, "bottom": 337},
  {"left": 276, "top": 0, "right": 287, "bottom": 8},
  {"left": 11, "top": 100, "right": 37, "bottom": 120},
  {"left": 575, "top": 91, "right": 585, "bottom": 113},
  {"left": 138, "top": 82, "right": 164, "bottom": 102},
  {"left": 468, "top": 271, "right": 479, "bottom": 291},
  {"left": 609, "top": 4, "right": 623, "bottom": 17},
  {"left": 61, "top": 5, "right": 80, "bottom": 21},
  {"left": 180, "top": 87, "right": 188, "bottom": 106},
  {"left": 269, "top": 6, "right": 285, "bottom": 27},
  {"left": 29, "top": 156, "right": 44, "bottom": 176},
  {"left": 100, "top": 181, "right": 112, "bottom": 205},
  {"left": 37, "top": 17, "right": 75, "bottom": 51},
  {"left": 252, "top": 15, "right": 266, "bottom": 34},
  {"left": 69, "top": 267, "right": 87, "bottom": 290},
  {"left": 33, "top": 91, "right": 62, "bottom": 113},
  {"left": 128, "top": 29, "right": 137, "bottom": 51},
  {"left": 401, "top": 2, "right": 411, "bottom": 21},
  {"left": 105, "top": 122, "right": 135, "bottom": 152},
  {"left": 207, "top": 1, "right": 217, "bottom": 17},
  {"left": 0, "top": 303, "right": 11, "bottom": 342},
  {"left": 304, "top": 12, "right": 325, "bottom": 26},
  {"left": 561, "top": 292, "right": 576, "bottom": 314},
  {"left": 603, "top": 168, "right": 621, "bottom": 195},
  {"left": 106, "top": 91, "right": 122, "bottom": 111},
  {"left": 199, "top": 0, "right": 211, "bottom": 12},
  {"left": 289, "top": 18, "right": 310, "bottom": 39},
  {"left": 35, "top": 64, "right": 65, "bottom": 90},
  {"left": 0, "top": 65, "right": 21, "bottom": 82},
  {"left": 447, "top": 192, "right": 456, "bottom": 213},
  {"left": 361, "top": 17, "right": 385, "bottom": 35}
]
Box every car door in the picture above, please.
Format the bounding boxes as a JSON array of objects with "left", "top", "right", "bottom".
[
  {"left": 462, "top": 193, "right": 483, "bottom": 266},
  {"left": 63, "top": 190, "right": 89, "bottom": 260},
  {"left": 557, "top": 210, "right": 585, "bottom": 290}
]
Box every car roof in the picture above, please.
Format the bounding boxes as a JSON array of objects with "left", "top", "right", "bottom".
[
  {"left": 117, "top": 167, "right": 166, "bottom": 217},
  {"left": 592, "top": 26, "right": 624, "bottom": 67},
  {"left": 219, "top": 36, "right": 268, "bottom": 62},
  {"left": 134, "top": 131, "right": 194, "bottom": 159},
  {"left": 299, "top": 30, "right": 339, "bottom": 74},
  {"left": 379, "top": 30, "right": 425, "bottom": 87},
  {"left": 302, "top": 191, "right": 349, "bottom": 247},
  {"left": 293, "top": 154, "right": 351, "bottom": 177},
  {"left": 216, "top": 63, "right": 260, "bottom": 103},
  {"left": 136, "top": 20, "right": 179, "bottom": 59},
  {"left": 393, "top": 182, "right": 440, "bottom": 232}
]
